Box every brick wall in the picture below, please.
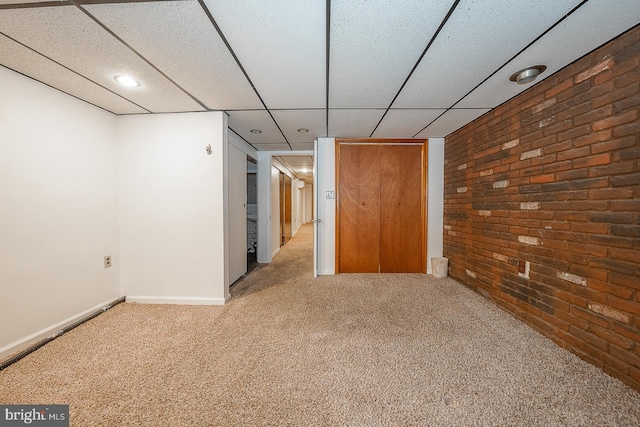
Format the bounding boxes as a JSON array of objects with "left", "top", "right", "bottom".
[{"left": 443, "top": 26, "right": 640, "bottom": 392}]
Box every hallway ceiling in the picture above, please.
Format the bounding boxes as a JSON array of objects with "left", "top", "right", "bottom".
[
  {"left": 273, "top": 155, "right": 314, "bottom": 182},
  {"left": 1, "top": 0, "right": 638, "bottom": 151}
]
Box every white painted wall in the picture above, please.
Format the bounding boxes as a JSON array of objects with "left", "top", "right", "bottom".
[
  {"left": 270, "top": 166, "right": 281, "bottom": 257},
  {"left": 315, "top": 137, "right": 445, "bottom": 275},
  {"left": 229, "top": 130, "right": 258, "bottom": 160},
  {"left": 256, "top": 151, "right": 272, "bottom": 263},
  {"left": 0, "top": 68, "right": 120, "bottom": 357},
  {"left": 291, "top": 179, "right": 303, "bottom": 235},
  {"left": 305, "top": 183, "right": 313, "bottom": 223},
  {"left": 117, "top": 112, "right": 229, "bottom": 305},
  {"left": 228, "top": 143, "right": 247, "bottom": 284},
  {"left": 316, "top": 138, "right": 337, "bottom": 275},
  {"left": 427, "top": 138, "right": 445, "bottom": 274}
]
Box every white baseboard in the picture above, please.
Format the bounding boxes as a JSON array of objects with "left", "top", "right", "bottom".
[
  {"left": 319, "top": 269, "right": 335, "bottom": 275},
  {"left": 126, "top": 295, "right": 229, "bottom": 305},
  {"left": 0, "top": 296, "right": 123, "bottom": 361},
  {"left": 272, "top": 247, "right": 281, "bottom": 258}
]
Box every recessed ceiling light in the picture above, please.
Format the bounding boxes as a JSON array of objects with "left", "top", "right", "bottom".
[
  {"left": 509, "top": 65, "right": 547, "bottom": 85},
  {"left": 250, "top": 129, "right": 262, "bottom": 134},
  {"left": 297, "top": 128, "right": 309, "bottom": 133},
  {"left": 114, "top": 75, "right": 140, "bottom": 87}
]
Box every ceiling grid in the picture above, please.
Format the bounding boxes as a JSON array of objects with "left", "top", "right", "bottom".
[{"left": 0, "top": 0, "right": 638, "bottom": 156}]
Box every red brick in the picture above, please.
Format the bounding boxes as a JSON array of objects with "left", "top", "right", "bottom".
[
  {"left": 608, "top": 296, "right": 640, "bottom": 316},
  {"left": 574, "top": 105, "right": 613, "bottom": 127},
  {"left": 575, "top": 57, "right": 614, "bottom": 83},
  {"left": 613, "top": 323, "right": 640, "bottom": 344},
  {"left": 545, "top": 78, "right": 574, "bottom": 98},
  {"left": 573, "top": 153, "right": 611, "bottom": 168},
  {"left": 589, "top": 161, "right": 635, "bottom": 177},
  {"left": 569, "top": 325, "right": 608, "bottom": 350},
  {"left": 583, "top": 344, "right": 632, "bottom": 377},
  {"left": 592, "top": 110, "right": 638, "bottom": 131},
  {"left": 529, "top": 174, "right": 555, "bottom": 184},
  {"left": 573, "top": 129, "right": 612, "bottom": 147},
  {"left": 610, "top": 345, "right": 640, "bottom": 369},
  {"left": 588, "top": 279, "right": 635, "bottom": 299},
  {"left": 611, "top": 200, "right": 640, "bottom": 211},
  {"left": 556, "top": 289, "right": 588, "bottom": 308},
  {"left": 540, "top": 311, "right": 570, "bottom": 331},
  {"left": 589, "top": 187, "right": 634, "bottom": 200},
  {"left": 592, "top": 136, "right": 638, "bottom": 154},
  {"left": 614, "top": 146, "right": 640, "bottom": 161},
  {"left": 556, "top": 168, "right": 589, "bottom": 181},
  {"left": 610, "top": 248, "right": 640, "bottom": 264},
  {"left": 557, "top": 80, "right": 591, "bottom": 103},
  {"left": 610, "top": 272, "right": 640, "bottom": 290},
  {"left": 611, "top": 172, "right": 640, "bottom": 187},
  {"left": 557, "top": 146, "right": 590, "bottom": 161},
  {"left": 593, "top": 82, "right": 640, "bottom": 108},
  {"left": 566, "top": 242, "right": 608, "bottom": 257},
  {"left": 613, "top": 121, "right": 640, "bottom": 138}
]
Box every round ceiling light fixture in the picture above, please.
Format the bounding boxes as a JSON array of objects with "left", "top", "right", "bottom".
[
  {"left": 509, "top": 65, "right": 547, "bottom": 85},
  {"left": 297, "top": 128, "right": 309, "bottom": 133},
  {"left": 250, "top": 129, "right": 262, "bottom": 134},
  {"left": 114, "top": 75, "right": 140, "bottom": 87}
]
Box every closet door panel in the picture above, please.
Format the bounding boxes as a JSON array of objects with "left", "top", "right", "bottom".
[
  {"left": 338, "top": 144, "right": 380, "bottom": 273},
  {"left": 379, "top": 144, "right": 423, "bottom": 273}
]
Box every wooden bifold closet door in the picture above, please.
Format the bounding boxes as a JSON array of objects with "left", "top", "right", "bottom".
[{"left": 337, "top": 140, "right": 427, "bottom": 274}]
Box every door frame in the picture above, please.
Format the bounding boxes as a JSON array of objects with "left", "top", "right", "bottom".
[{"left": 335, "top": 138, "right": 428, "bottom": 273}]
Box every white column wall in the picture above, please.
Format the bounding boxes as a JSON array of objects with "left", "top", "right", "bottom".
[
  {"left": 427, "top": 138, "right": 445, "bottom": 274},
  {"left": 270, "top": 166, "right": 281, "bottom": 257},
  {"left": 117, "top": 112, "right": 229, "bottom": 304},
  {"left": 0, "top": 68, "right": 120, "bottom": 357},
  {"left": 291, "top": 179, "right": 303, "bottom": 236},
  {"left": 316, "top": 138, "right": 337, "bottom": 275}
]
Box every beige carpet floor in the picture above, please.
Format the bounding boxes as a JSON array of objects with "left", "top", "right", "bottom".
[{"left": 1, "top": 224, "right": 639, "bottom": 426}]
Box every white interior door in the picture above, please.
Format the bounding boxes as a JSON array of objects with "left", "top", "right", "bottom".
[{"left": 228, "top": 144, "right": 247, "bottom": 284}]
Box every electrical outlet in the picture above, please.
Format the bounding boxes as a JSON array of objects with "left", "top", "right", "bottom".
[
  {"left": 517, "top": 260, "right": 530, "bottom": 279},
  {"left": 104, "top": 256, "right": 112, "bottom": 268}
]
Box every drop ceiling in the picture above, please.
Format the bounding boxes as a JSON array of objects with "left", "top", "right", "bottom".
[{"left": 1, "top": 0, "right": 638, "bottom": 151}]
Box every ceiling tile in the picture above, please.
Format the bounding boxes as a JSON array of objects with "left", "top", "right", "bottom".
[
  {"left": 328, "top": 109, "right": 385, "bottom": 138},
  {"left": 227, "top": 110, "right": 287, "bottom": 145},
  {"left": 270, "top": 109, "right": 326, "bottom": 143},
  {"left": 329, "top": 0, "right": 453, "bottom": 108},
  {"left": 372, "top": 109, "right": 446, "bottom": 138},
  {"left": 0, "top": 35, "right": 146, "bottom": 114},
  {"left": 290, "top": 142, "right": 314, "bottom": 151},
  {"left": 252, "top": 143, "right": 292, "bottom": 151},
  {"left": 457, "top": 0, "right": 640, "bottom": 109},
  {"left": 0, "top": 6, "right": 204, "bottom": 113},
  {"left": 394, "top": 0, "right": 583, "bottom": 108},
  {"left": 276, "top": 156, "right": 314, "bottom": 167},
  {"left": 415, "top": 109, "right": 490, "bottom": 138},
  {"left": 203, "top": 0, "right": 325, "bottom": 109},
  {"left": 0, "top": 0, "right": 44, "bottom": 4},
  {"left": 85, "top": 1, "right": 262, "bottom": 111}
]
